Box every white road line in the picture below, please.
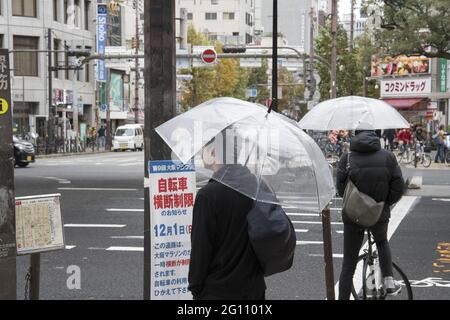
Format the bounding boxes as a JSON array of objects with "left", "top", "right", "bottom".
[
  {"left": 336, "top": 230, "right": 344, "bottom": 234},
  {"left": 65, "top": 245, "right": 76, "bottom": 250},
  {"left": 106, "top": 209, "right": 144, "bottom": 212},
  {"left": 295, "top": 229, "right": 309, "bottom": 233},
  {"left": 291, "top": 221, "right": 343, "bottom": 225},
  {"left": 117, "top": 163, "right": 138, "bottom": 167},
  {"left": 333, "top": 196, "right": 418, "bottom": 300},
  {"left": 432, "top": 198, "right": 450, "bottom": 202},
  {"left": 310, "top": 253, "right": 344, "bottom": 258},
  {"left": 286, "top": 213, "right": 319, "bottom": 217},
  {"left": 64, "top": 224, "right": 126, "bottom": 228},
  {"left": 297, "top": 241, "right": 323, "bottom": 245},
  {"left": 58, "top": 188, "right": 138, "bottom": 191},
  {"left": 110, "top": 236, "right": 144, "bottom": 239},
  {"left": 106, "top": 246, "right": 144, "bottom": 252}
]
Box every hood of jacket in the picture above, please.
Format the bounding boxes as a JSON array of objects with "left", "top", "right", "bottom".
[{"left": 350, "top": 131, "right": 381, "bottom": 153}]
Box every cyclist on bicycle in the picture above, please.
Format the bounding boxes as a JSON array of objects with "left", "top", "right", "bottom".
[
  {"left": 396, "top": 128, "right": 412, "bottom": 153},
  {"left": 336, "top": 129, "right": 405, "bottom": 299}
]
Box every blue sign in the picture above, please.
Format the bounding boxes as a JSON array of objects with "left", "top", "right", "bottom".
[
  {"left": 149, "top": 160, "right": 195, "bottom": 174},
  {"left": 97, "top": 4, "right": 107, "bottom": 82},
  {"left": 100, "top": 104, "right": 107, "bottom": 112}
]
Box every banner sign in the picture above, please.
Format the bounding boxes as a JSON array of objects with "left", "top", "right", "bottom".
[
  {"left": 149, "top": 160, "right": 196, "bottom": 300},
  {"left": 15, "top": 194, "right": 65, "bottom": 255},
  {"left": 97, "top": 4, "right": 108, "bottom": 82},
  {"left": 371, "top": 55, "right": 430, "bottom": 77},
  {"left": 439, "top": 58, "right": 448, "bottom": 92},
  {"left": 381, "top": 77, "right": 432, "bottom": 97}
]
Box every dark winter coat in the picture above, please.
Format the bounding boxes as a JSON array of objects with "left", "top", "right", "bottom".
[
  {"left": 336, "top": 131, "right": 405, "bottom": 224},
  {"left": 188, "top": 165, "right": 266, "bottom": 299}
]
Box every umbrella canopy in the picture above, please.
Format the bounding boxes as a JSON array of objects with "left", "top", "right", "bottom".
[
  {"left": 156, "top": 97, "right": 335, "bottom": 212},
  {"left": 298, "top": 96, "right": 410, "bottom": 130}
]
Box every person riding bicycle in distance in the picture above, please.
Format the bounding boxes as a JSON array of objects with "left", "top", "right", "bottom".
[{"left": 336, "top": 126, "right": 405, "bottom": 299}]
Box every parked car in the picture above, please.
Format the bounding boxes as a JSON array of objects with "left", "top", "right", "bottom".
[
  {"left": 13, "top": 136, "right": 35, "bottom": 167},
  {"left": 112, "top": 124, "right": 144, "bottom": 152}
]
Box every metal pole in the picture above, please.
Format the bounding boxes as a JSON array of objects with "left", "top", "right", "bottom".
[
  {"left": 350, "top": 0, "right": 355, "bottom": 53},
  {"left": 134, "top": 0, "right": 140, "bottom": 124},
  {"left": 270, "top": 0, "right": 278, "bottom": 113},
  {"left": 29, "top": 253, "right": 40, "bottom": 300},
  {"left": 322, "top": 207, "right": 335, "bottom": 300},
  {"left": 48, "top": 28, "right": 54, "bottom": 151},
  {"left": 309, "top": 7, "right": 315, "bottom": 101},
  {"left": 105, "top": 67, "right": 112, "bottom": 150},
  {"left": 144, "top": 0, "right": 177, "bottom": 299},
  {"left": 0, "top": 48, "right": 17, "bottom": 300},
  {"left": 330, "top": 0, "right": 338, "bottom": 99}
]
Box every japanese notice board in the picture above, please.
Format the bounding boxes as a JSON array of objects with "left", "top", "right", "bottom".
[
  {"left": 149, "top": 160, "right": 196, "bottom": 300},
  {"left": 15, "top": 194, "right": 65, "bottom": 255}
]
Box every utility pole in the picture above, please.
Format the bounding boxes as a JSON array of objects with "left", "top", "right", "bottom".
[
  {"left": 134, "top": 0, "right": 140, "bottom": 124},
  {"left": 48, "top": 29, "right": 54, "bottom": 152},
  {"left": 350, "top": 0, "right": 355, "bottom": 53},
  {"left": 270, "top": 0, "right": 278, "bottom": 113},
  {"left": 330, "top": 0, "right": 337, "bottom": 99},
  {"left": 143, "top": 0, "right": 176, "bottom": 300},
  {"left": 105, "top": 10, "right": 112, "bottom": 151},
  {"left": 309, "top": 7, "right": 315, "bottom": 101},
  {"left": 0, "top": 49, "right": 16, "bottom": 300}
]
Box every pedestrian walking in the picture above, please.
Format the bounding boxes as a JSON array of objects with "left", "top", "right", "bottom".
[
  {"left": 98, "top": 125, "right": 106, "bottom": 148},
  {"left": 383, "top": 129, "right": 396, "bottom": 151},
  {"left": 433, "top": 125, "right": 448, "bottom": 163},
  {"left": 336, "top": 130, "right": 405, "bottom": 300},
  {"left": 188, "top": 139, "right": 266, "bottom": 300}
]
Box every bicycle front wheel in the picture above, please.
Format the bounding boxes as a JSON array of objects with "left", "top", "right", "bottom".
[{"left": 421, "top": 154, "right": 432, "bottom": 168}]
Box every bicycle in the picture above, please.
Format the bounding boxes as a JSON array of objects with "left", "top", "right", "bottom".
[
  {"left": 351, "top": 230, "right": 413, "bottom": 300},
  {"left": 395, "top": 143, "right": 413, "bottom": 165},
  {"left": 412, "top": 142, "right": 432, "bottom": 168}
]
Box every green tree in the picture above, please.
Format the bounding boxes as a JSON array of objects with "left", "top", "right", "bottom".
[
  {"left": 315, "top": 22, "right": 363, "bottom": 100},
  {"left": 354, "top": 31, "right": 381, "bottom": 98},
  {"left": 246, "top": 59, "right": 270, "bottom": 104},
  {"left": 366, "top": 0, "right": 450, "bottom": 59},
  {"left": 277, "top": 67, "right": 304, "bottom": 112}
]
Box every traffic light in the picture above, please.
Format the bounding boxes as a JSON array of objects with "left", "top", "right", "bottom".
[
  {"left": 131, "top": 37, "right": 137, "bottom": 49},
  {"left": 222, "top": 46, "right": 246, "bottom": 54}
]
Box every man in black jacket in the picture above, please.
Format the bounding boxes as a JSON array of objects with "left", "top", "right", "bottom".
[
  {"left": 188, "top": 141, "right": 266, "bottom": 300},
  {"left": 336, "top": 130, "right": 405, "bottom": 299}
]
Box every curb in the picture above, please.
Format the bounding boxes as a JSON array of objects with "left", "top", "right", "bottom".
[{"left": 35, "top": 150, "right": 110, "bottom": 159}]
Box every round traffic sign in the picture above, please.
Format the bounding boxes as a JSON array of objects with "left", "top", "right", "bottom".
[
  {"left": 0, "top": 98, "right": 9, "bottom": 115},
  {"left": 201, "top": 49, "right": 217, "bottom": 64}
]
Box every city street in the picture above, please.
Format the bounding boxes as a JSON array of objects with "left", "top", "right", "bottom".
[{"left": 14, "top": 152, "right": 450, "bottom": 300}]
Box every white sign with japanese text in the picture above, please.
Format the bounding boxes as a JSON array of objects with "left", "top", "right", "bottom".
[
  {"left": 149, "top": 160, "right": 196, "bottom": 300},
  {"left": 15, "top": 194, "right": 65, "bottom": 255},
  {"left": 381, "top": 77, "right": 432, "bottom": 97}
]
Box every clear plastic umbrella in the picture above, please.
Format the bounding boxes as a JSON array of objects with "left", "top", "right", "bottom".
[
  {"left": 156, "top": 97, "right": 335, "bottom": 212},
  {"left": 298, "top": 96, "right": 410, "bottom": 130}
]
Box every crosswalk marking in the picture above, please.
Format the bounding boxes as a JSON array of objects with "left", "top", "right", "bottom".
[
  {"left": 106, "top": 246, "right": 144, "bottom": 252},
  {"left": 106, "top": 209, "right": 144, "bottom": 212},
  {"left": 291, "top": 220, "right": 343, "bottom": 225},
  {"left": 64, "top": 224, "right": 126, "bottom": 228}
]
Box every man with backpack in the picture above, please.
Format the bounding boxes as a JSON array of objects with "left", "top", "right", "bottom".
[
  {"left": 188, "top": 139, "right": 266, "bottom": 300},
  {"left": 336, "top": 129, "right": 405, "bottom": 299}
]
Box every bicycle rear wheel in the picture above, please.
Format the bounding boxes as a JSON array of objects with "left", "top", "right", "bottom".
[{"left": 352, "top": 257, "right": 413, "bottom": 300}]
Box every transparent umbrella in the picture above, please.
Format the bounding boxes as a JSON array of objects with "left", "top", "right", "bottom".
[
  {"left": 298, "top": 96, "right": 410, "bottom": 130},
  {"left": 156, "top": 97, "right": 335, "bottom": 212}
]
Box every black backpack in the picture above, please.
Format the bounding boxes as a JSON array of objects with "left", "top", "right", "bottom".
[{"left": 247, "top": 192, "right": 297, "bottom": 277}]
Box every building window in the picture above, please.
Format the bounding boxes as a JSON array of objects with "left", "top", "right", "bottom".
[
  {"left": 223, "top": 12, "right": 235, "bottom": 20},
  {"left": 13, "top": 36, "right": 39, "bottom": 77},
  {"left": 0, "top": 35, "right": 3, "bottom": 48},
  {"left": 54, "top": 39, "right": 60, "bottom": 79},
  {"left": 187, "top": 12, "right": 193, "bottom": 20},
  {"left": 12, "top": 0, "right": 37, "bottom": 17},
  {"left": 84, "top": 0, "right": 90, "bottom": 30},
  {"left": 53, "top": 0, "right": 58, "bottom": 21},
  {"left": 211, "top": 0, "right": 219, "bottom": 4},
  {"left": 205, "top": 12, "right": 217, "bottom": 20},
  {"left": 246, "top": 12, "right": 253, "bottom": 26},
  {"left": 74, "top": 0, "right": 80, "bottom": 28},
  {"left": 246, "top": 33, "right": 253, "bottom": 44},
  {"left": 85, "top": 46, "right": 91, "bottom": 82}
]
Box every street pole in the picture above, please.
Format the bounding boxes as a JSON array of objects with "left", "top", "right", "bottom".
[
  {"left": 143, "top": 0, "right": 177, "bottom": 300},
  {"left": 350, "top": 0, "right": 355, "bottom": 53},
  {"left": 0, "top": 49, "right": 17, "bottom": 300},
  {"left": 105, "top": 67, "right": 112, "bottom": 150},
  {"left": 269, "top": 0, "right": 278, "bottom": 113},
  {"left": 309, "top": 7, "right": 315, "bottom": 101},
  {"left": 134, "top": 0, "right": 140, "bottom": 124},
  {"left": 48, "top": 28, "right": 54, "bottom": 152},
  {"left": 330, "top": 0, "right": 337, "bottom": 99}
]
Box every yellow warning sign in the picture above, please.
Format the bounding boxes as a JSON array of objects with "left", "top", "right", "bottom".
[{"left": 0, "top": 98, "right": 8, "bottom": 115}]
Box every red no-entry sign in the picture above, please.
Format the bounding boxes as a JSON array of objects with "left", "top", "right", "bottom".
[{"left": 201, "top": 48, "right": 217, "bottom": 64}]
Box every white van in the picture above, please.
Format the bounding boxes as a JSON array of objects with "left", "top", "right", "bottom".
[{"left": 113, "top": 124, "right": 144, "bottom": 151}]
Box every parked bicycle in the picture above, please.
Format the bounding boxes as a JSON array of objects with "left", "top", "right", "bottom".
[
  {"left": 351, "top": 230, "right": 413, "bottom": 300},
  {"left": 412, "top": 142, "right": 432, "bottom": 168}
]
